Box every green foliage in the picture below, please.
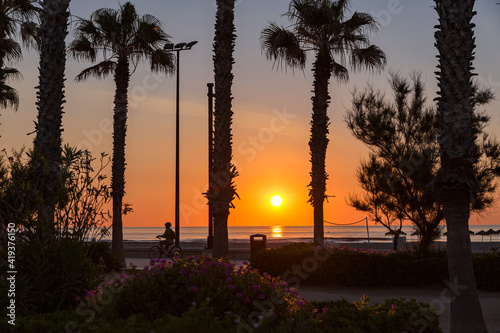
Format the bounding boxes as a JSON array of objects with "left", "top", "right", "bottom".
[
  {"left": 10, "top": 310, "right": 81, "bottom": 333},
  {"left": 12, "top": 239, "right": 99, "bottom": 315},
  {"left": 13, "top": 289, "right": 443, "bottom": 333},
  {"left": 345, "top": 72, "right": 499, "bottom": 257},
  {"left": 85, "top": 241, "right": 122, "bottom": 273},
  {"left": 251, "top": 243, "right": 500, "bottom": 291},
  {"left": 0, "top": 146, "right": 112, "bottom": 242},
  {"left": 56, "top": 146, "right": 112, "bottom": 242},
  {"left": 0, "top": 147, "right": 111, "bottom": 315},
  {"left": 312, "top": 297, "right": 442, "bottom": 333}
]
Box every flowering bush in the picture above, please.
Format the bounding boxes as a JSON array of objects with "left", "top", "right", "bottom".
[
  {"left": 76, "top": 256, "right": 311, "bottom": 330},
  {"left": 15, "top": 256, "right": 442, "bottom": 332}
]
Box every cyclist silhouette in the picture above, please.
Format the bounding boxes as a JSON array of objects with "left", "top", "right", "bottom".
[{"left": 158, "top": 222, "right": 175, "bottom": 253}]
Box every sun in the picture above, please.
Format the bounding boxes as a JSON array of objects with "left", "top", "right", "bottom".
[{"left": 270, "top": 194, "right": 284, "bottom": 207}]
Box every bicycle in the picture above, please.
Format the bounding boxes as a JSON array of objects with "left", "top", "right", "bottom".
[{"left": 149, "top": 236, "right": 183, "bottom": 260}]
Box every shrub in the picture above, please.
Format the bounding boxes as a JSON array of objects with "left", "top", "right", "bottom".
[
  {"left": 473, "top": 253, "right": 500, "bottom": 292},
  {"left": 312, "top": 297, "right": 442, "bottom": 333},
  {"left": 251, "top": 243, "right": 449, "bottom": 288},
  {"left": 13, "top": 291, "right": 443, "bottom": 333},
  {"left": 14, "top": 239, "right": 100, "bottom": 315},
  {"left": 0, "top": 148, "right": 112, "bottom": 315},
  {"left": 85, "top": 241, "right": 122, "bottom": 273},
  {"left": 76, "top": 256, "right": 309, "bottom": 331},
  {"left": 252, "top": 243, "right": 500, "bottom": 291}
]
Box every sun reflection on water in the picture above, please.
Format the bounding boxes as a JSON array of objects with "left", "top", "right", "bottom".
[{"left": 272, "top": 226, "right": 283, "bottom": 238}]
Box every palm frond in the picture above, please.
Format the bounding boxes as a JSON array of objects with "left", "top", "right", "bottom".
[
  {"left": 332, "top": 60, "right": 349, "bottom": 82},
  {"left": 68, "top": 37, "right": 97, "bottom": 62},
  {"left": 350, "top": 45, "right": 387, "bottom": 72},
  {"left": 333, "top": 0, "right": 352, "bottom": 21},
  {"left": 0, "top": 84, "right": 19, "bottom": 111},
  {"left": 344, "top": 12, "right": 378, "bottom": 36},
  {"left": 75, "top": 60, "right": 116, "bottom": 82},
  {"left": 260, "top": 22, "right": 306, "bottom": 70},
  {"left": 149, "top": 49, "right": 175, "bottom": 75},
  {"left": 2, "top": 67, "right": 23, "bottom": 82},
  {"left": 19, "top": 21, "right": 40, "bottom": 49},
  {"left": 0, "top": 38, "right": 22, "bottom": 61},
  {"left": 131, "top": 15, "right": 169, "bottom": 50},
  {"left": 119, "top": 2, "right": 138, "bottom": 29}
]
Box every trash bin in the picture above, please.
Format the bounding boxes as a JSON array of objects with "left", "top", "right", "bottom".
[{"left": 250, "top": 234, "right": 267, "bottom": 257}]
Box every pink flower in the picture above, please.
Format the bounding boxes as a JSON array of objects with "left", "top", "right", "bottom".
[
  {"left": 228, "top": 284, "right": 236, "bottom": 290},
  {"left": 236, "top": 292, "right": 243, "bottom": 298},
  {"left": 258, "top": 294, "right": 265, "bottom": 300},
  {"left": 253, "top": 285, "right": 260, "bottom": 290},
  {"left": 189, "top": 286, "right": 198, "bottom": 292}
]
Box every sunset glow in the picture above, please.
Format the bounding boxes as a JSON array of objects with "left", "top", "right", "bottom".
[
  {"left": 272, "top": 226, "right": 283, "bottom": 238},
  {"left": 270, "top": 194, "right": 284, "bottom": 207},
  {"left": 1, "top": 1, "right": 498, "bottom": 228}
]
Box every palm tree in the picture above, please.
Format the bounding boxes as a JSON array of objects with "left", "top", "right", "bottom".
[
  {"left": 209, "top": 0, "right": 238, "bottom": 257},
  {"left": 33, "top": 0, "right": 70, "bottom": 237},
  {"left": 69, "top": 2, "right": 175, "bottom": 266},
  {"left": 434, "top": 0, "right": 488, "bottom": 331},
  {"left": 261, "top": 0, "right": 386, "bottom": 244},
  {"left": 0, "top": 0, "right": 39, "bottom": 125}
]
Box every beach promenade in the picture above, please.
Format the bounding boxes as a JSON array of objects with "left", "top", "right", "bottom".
[
  {"left": 124, "top": 240, "right": 500, "bottom": 333},
  {"left": 123, "top": 239, "right": 500, "bottom": 258}
]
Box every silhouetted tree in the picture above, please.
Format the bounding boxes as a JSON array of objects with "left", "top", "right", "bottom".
[
  {"left": 261, "top": 0, "right": 386, "bottom": 244},
  {"left": 69, "top": 2, "right": 175, "bottom": 266},
  {"left": 209, "top": 0, "right": 238, "bottom": 257},
  {"left": 346, "top": 73, "right": 498, "bottom": 256},
  {"left": 434, "top": 0, "right": 488, "bottom": 330},
  {"left": 33, "top": 0, "right": 70, "bottom": 239}
]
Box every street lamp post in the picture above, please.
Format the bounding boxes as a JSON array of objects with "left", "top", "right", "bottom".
[{"left": 164, "top": 41, "right": 197, "bottom": 247}]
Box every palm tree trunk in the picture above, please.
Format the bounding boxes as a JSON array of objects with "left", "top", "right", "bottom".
[
  {"left": 418, "top": 228, "right": 433, "bottom": 258},
  {"left": 434, "top": 0, "right": 487, "bottom": 331},
  {"left": 0, "top": 50, "right": 4, "bottom": 134},
  {"left": 212, "top": 0, "right": 237, "bottom": 258},
  {"left": 309, "top": 50, "right": 332, "bottom": 245},
  {"left": 442, "top": 188, "right": 487, "bottom": 332},
  {"left": 111, "top": 55, "right": 130, "bottom": 267},
  {"left": 33, "top": 0, "right": 70, "bottom": 238}
]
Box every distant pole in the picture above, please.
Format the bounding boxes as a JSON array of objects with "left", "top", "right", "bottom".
[
  {"left": 366, "top": 217, "right": 370, "bottom": 243},
  {"left": 207, "top": 83, "right": 214, "bottom": 249}
]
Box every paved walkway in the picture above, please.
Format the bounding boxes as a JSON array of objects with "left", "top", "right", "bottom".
[{"left": 125, "top": 258, "right": 500, "bottom": 333}]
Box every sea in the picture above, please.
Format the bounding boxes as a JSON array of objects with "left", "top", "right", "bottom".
[{"left": 101, "top": 224, "right": 500, "bottom": 244}]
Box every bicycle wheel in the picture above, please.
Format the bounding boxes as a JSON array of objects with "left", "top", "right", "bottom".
[
  {"left": 168, "top": 246, "right": 183, "bottom": 260},
  {"left": 149, "top": 246, "right": 162, "bottom": 260}
]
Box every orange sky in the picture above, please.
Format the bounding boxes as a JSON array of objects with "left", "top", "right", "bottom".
[{"left": 1, "top": 1, "right": 500, "bottom": 228}]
